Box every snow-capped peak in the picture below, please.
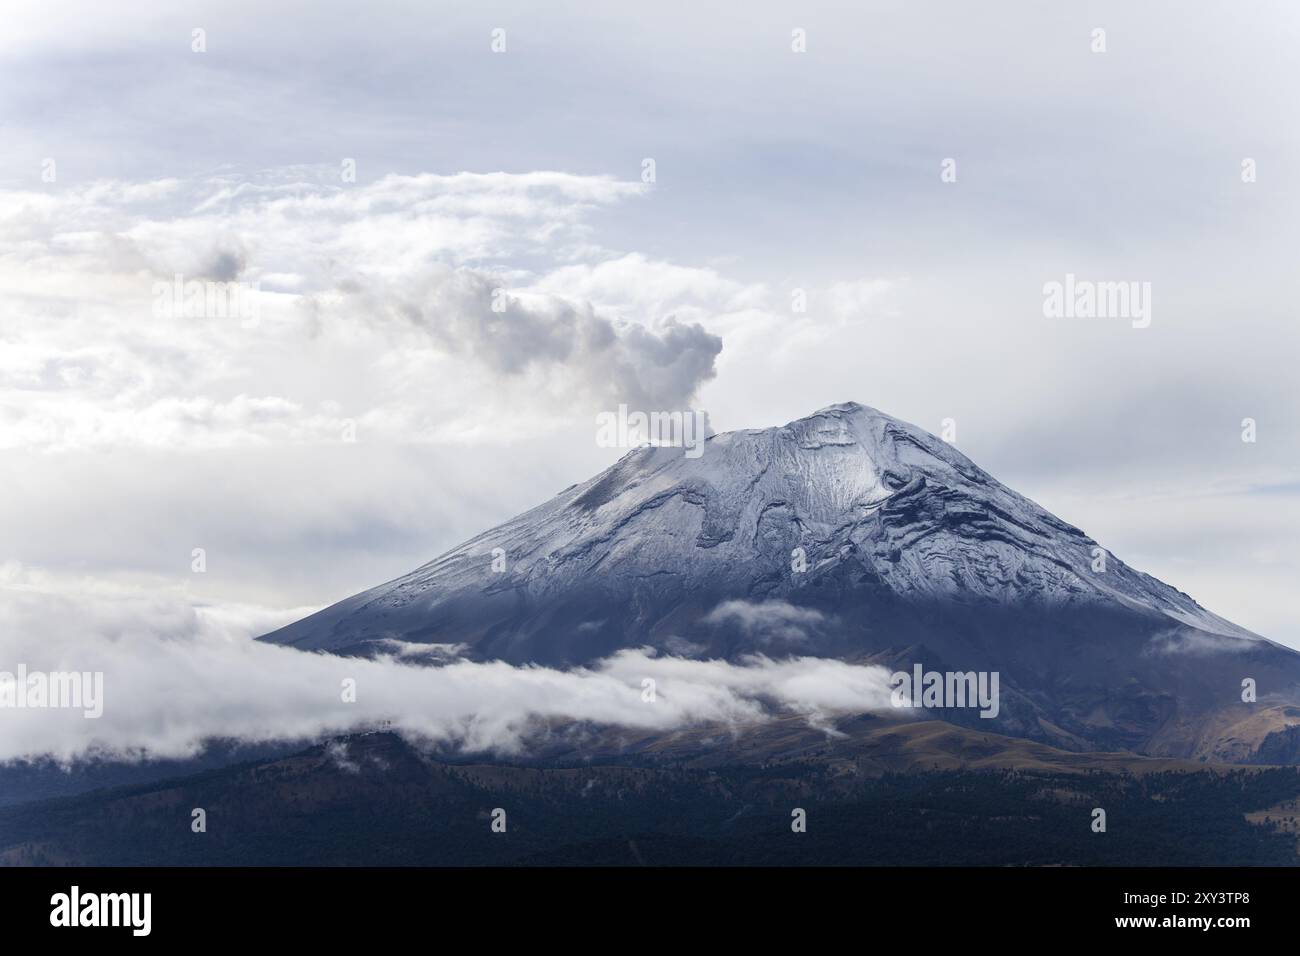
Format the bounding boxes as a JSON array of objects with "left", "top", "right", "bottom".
[{"left": 264, "top": 400, "right": 1258, "bottom": 662}]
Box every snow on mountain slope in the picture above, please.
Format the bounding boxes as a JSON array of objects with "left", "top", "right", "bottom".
[{"left": 265, "top": 401, "right": 1254, "bottom": 654}]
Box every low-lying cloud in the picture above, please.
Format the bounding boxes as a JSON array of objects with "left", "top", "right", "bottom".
[
  {"left": 704, "top": 599, "right": 828, "bottom": 646},
  {"left": 0, "top": 566, "right": 894, "bottom": 764}
]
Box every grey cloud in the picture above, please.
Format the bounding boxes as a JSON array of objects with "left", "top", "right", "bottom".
[
  {"left": 381, "top": 267, "right": 722, "bottom": 409},
  {"left": 613, "top": 317, "right": 723, "bottom": 411},
  {"left": 203, "top": 245, "right": 247, "bottom": 282}
]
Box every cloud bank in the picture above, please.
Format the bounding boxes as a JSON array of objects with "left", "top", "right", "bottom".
[{"left": 0, "top": 566, "right": 895, "bottom": 764}]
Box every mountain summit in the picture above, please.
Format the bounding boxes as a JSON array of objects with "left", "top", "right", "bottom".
[{"left": 262, "top": 402, "right": 1300, "bottom": 761}]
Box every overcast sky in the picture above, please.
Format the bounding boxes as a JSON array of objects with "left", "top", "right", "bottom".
[{"left": 1, "top": 0, "right": 1297, "bottom": 658}]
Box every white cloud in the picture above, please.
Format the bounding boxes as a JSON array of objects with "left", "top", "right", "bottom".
[
  {"left": 0, "top": 566, "right": 896, "bottom": 763},
  {"left": 0, "top": 170, "right": 729, "bottom": 451},
  {"left": 528, "top": 252, "right": 768, "bottom": 324},
  {"left": 704, "top": 599, "right": 828, "bottom": 646}
]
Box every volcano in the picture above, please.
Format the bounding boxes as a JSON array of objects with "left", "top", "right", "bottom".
[{"left": 261, "top": 402, "right": 1300, "bottom": 762}]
